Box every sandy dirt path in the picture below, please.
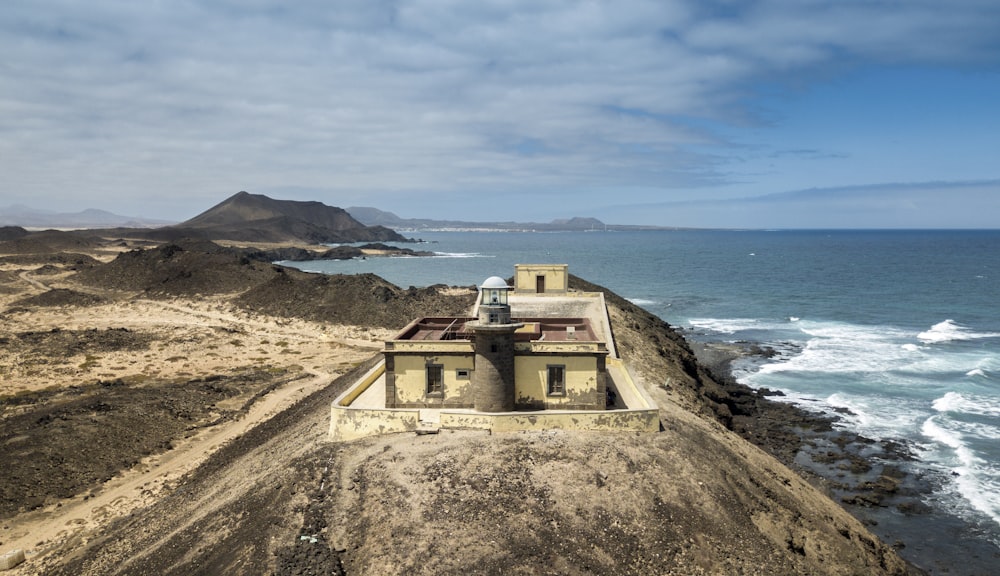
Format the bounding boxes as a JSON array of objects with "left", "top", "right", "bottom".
[
  {"left": 15, "top": 271, "right": 48, "bottom": 293},
  {"left": 3, "top": 370, "right": 336, "bottom": 567},
  {"left": 0, "top": 270, "right": 390, "bottom": 569}
]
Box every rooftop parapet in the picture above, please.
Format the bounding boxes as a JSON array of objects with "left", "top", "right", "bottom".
[{"left": 389, "top": 316, "right": 602, "bottom": 344}]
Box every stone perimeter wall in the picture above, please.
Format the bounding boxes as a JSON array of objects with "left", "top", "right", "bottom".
[{"left": 329, "top": 359, "right": 660, "bottom": 442}]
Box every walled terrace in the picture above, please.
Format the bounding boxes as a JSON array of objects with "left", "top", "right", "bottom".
[{"left": 329, "top": 289, "right": 660, "bottom": 441}]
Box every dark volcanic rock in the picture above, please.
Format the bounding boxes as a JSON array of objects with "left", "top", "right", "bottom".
[
  {"left": 0, "top": 370, "right": 289, "bottom": 519},
  {"left": 66, "top": 239, "right": 474, "bottom": 325},
  {"left": 235, "top": 269, "right": 475, "bottom": 328},
  {"left": 0, "top": 230, "right": 106, "bottom": 253},
  {"left": 72, "top": 239, "right": 281, "bottom": 296},
  {"left": 160, "top": 191, "right": 408, "bottom": 244},
  {"left": 11, "top": 288, "right": 106, "bottom": 308},
  {"left": 0, "top": 252, "right": 101, "bottom": 269},
  {"left": 0, "top": 226, "right": 30, "bottom": 241}
]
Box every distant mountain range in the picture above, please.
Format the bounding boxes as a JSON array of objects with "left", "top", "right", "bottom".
[
  {"left": 0, "top": 205, "right": 173, "bottom": 229},
  {"left": 2, "top": 192, "right": 406, "bottom": 245},
  {"left": 2, "top": 193, "right": 675, "bottom": 246},
  {"left": 347, "top": 206, "right": 674, "bottom": 232}
]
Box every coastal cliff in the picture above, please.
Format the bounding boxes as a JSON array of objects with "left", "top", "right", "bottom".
[{"left": 0, "top": 237, "right": 912, "bottom": 575}]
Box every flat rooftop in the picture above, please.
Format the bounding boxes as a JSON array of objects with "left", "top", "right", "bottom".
[{"left": 394, "top": 316, "right": 601, "bottom": 343}]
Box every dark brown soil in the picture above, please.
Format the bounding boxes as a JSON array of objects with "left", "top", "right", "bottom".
[
  {"left": 9, "top": 288, "right": 107, "bottom": 308},
  {"left": 0, "top": 327, "right": 152, "bottom": 362},
  {"left": 0, "top": 231, "right": 107, "bottom": 254},
  {"left": 45, "top": 361, "right": 370, "bottom": 576},
  {"left": 0, "top": 252, "right": 101, "bottom": 269},
  {"left": 0, "top": 369, "right": 297, "bottom": 519}
]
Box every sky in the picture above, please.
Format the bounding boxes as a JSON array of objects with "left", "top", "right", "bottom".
[{"left": 2, "top": 0, "right": 999, "bottom": 228}]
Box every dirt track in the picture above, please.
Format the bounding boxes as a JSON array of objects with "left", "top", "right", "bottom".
[{"left": 0, "top": 240, "right": 408, "bottom": 571}]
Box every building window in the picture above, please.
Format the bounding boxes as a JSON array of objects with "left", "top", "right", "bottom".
[
  {"left": 547, "top": 365, "right": 566, "bottom": 396},
  {"left": 456, "top": 368, "right": 470, "bottom": 380},
  {"left": 426, "top": 364, "right": 444, "bottom": 396}
]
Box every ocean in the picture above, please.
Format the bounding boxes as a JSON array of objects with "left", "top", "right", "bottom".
[{"left": 283, "top": 229, "right": 1000, "bottom": 572}]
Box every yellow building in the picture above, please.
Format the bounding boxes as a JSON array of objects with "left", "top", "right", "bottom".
[
  {"left": 384, "top": 276, "right": 609, "bottom": 412},
  {"left": 514, "top": 263, "right": 568, "bottom": 293},
  {"left": 329, "top": 267, "right": 660, "bottom": 441}
]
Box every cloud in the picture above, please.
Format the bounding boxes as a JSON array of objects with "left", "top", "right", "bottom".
[
  {"left": 1, "top": 1, "right": 998, "bottom": 220},
  {"left": 604, "top": 181, "right": 1000, "bottom": 228}
]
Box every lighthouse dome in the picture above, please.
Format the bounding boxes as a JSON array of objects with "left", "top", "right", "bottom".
[{"left": 480, "top": 276, "right": 508, "bottom": 289}]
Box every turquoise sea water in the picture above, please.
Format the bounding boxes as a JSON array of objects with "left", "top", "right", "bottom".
[{"left": 284, "top": 229, "right": 1000, "bottom": 570}]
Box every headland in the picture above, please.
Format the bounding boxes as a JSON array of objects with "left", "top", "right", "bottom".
[{"left": 0, "top": 229, "right": 916, "bottom": 574}]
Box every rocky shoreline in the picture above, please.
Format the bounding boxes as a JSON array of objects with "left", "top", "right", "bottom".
[
  {"left": 230, "top": 242, "right": 434, "bottom": 263},
  {"left": 689, "top": 338, "right": 999, "bottom": 575}
]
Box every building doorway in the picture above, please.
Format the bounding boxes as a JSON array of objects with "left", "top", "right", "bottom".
[{"left": 536, "top": 275, "right": 545, "bottom": 293}]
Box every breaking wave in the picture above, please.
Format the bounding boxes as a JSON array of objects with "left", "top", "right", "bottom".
[
  {"left": 918, "top": 320, "right": 1000, "bottom": 343},
  {"left": 430, "top": 251, "right": 492, "bottom": 258}
]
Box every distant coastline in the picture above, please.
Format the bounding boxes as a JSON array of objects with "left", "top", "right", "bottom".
[{"left": 347, "top": 206, "right": 687, "bottom": 233}]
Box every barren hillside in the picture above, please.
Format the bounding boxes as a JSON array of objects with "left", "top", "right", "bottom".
[{"left": 0, "top": 235, "right": 913, "bottom": 575}]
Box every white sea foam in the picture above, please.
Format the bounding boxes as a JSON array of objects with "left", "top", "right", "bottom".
[
  {"left": 918, "top": 319, "right": 1000, "bottom": 343},
  {"left": 627, "top": 298, "right": 658, "bottom": 306},
  {"left": 703, "top": 313, "right": 1000, "bottom": 531},
  {"left": 933, "top": 392, "right": 1000, "bottom": 418},
  {"left": 430, "top": 251, "right": 490, "bottom": 258},
  {"left": 747, "top": 319, "right": 1000, "bottom": 379},
  {"left": 752, "top": 321, "right": 911, "bottom": 375},
  {"left": 966, "top": 357, "right": 999, "bottom": 380},
  {"left": 687, "top": 317, "right": 790, "bottom": 334},
  {"left": 921, "top": 416, "right": 1000, "bottom": 527},
  {"left": 789, "top": 316, "right": 800, "bottom": 322},
  {"left": 934, "top": 391, "right": 968, "bottom": 414},
  {"left": 965, "top": 422, "right": 1000, "bottom": 441},
  {"left": 825, "top": 393, "right": 876, "bottom": 429},
  {"left": 921, "top": 417, "right": 981, "bottom": 468},
  {"left": 830, "top": 392, "right": 930, "bottom": 438},
  {"left": 900, "top": 351, "right": 998, "bottom": 377}
]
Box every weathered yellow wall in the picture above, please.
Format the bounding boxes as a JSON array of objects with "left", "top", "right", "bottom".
[
  {"left": 392, "top": 355, "right": 475, "bottom": 404},
  {"left": 328, "top": 357, "right": 661, "bottom": 441},
  {"left": 330, "top": 405, "right": 660, "bottom": 441},
  {"left": 516, "top": 342, "right": 603, "bottom": 353},
  {"left": 514, "top": 264, "right": 568, "bottom": 293},
  {"left": 605, "top": 357, "right": 655, "bottom": 410},
  {"left": 329, "top": 406, "right": 420, "bottom": 442},
  {"left": 439, "top": 409, "right": 659, "bottom": 434},
  {"left": 338, "top": 362, "right": 385, "bottom": 407},
  {"left": 388, "top": 341, "right": 474, "bottom": 353},
  {"left": 514, "top": 355, "right": 597, "bottom": 406}
]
